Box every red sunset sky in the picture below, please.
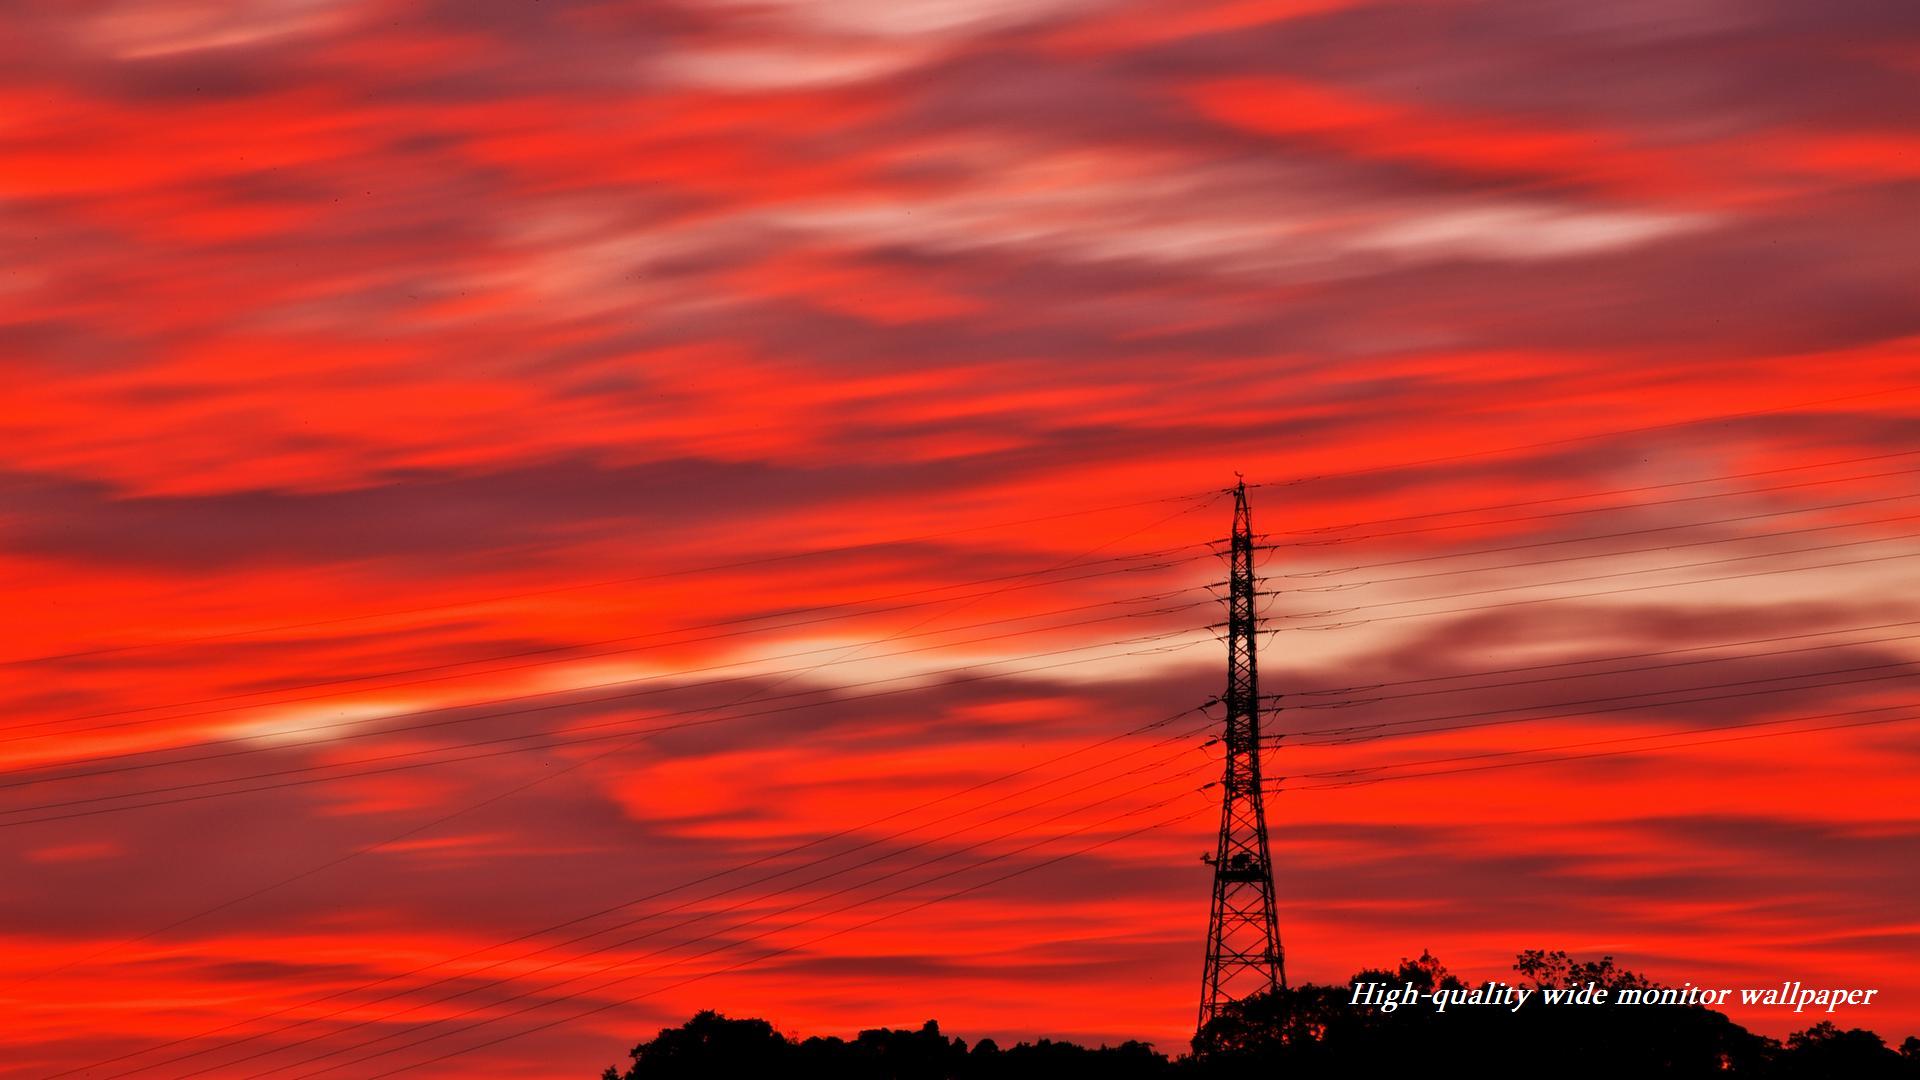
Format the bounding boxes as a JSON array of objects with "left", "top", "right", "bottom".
[{"left": 2, "top": 1, "right": 1918, "bottom": 1077}]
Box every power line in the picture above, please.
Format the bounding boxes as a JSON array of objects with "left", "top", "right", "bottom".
[
  {"left": 1278, "top": 529, "right": 1920, "bottom": 622},
  {"left": 1280, "top": 547, "right": 1920, "bottom": 633},
  {"left": 48, "top": 607, "right": 1920, "bottom": 1060},
  {"left": 283, "top": 787, "right": 1218, "bottom": 1080},
  {"left": 4, "top": 587, "right": 1218, "bottom": 785},
  {"left": 22, "top": 465, "right": 1911, "bottom": 749},
  {"left": 22, "top": 492, "right": 1227, "bottom": 1069},
  {"left": 350, "top": 800, "right": 1217, "bottom": 1080},
  {"left": 1272, "top": 464, "right": 1920, "bottom": 549},
  {"left": 35, "top": 488, "right": 1915, "bottom": 752},
  {"left": 150, "top": 729, "right": 1217, "bottom": 1079},
  {"left": 1277, "top": 626, "right": 1920, "bottom": 713},
  {"left": 194, "top": 742, "right": 1219, "bottom": 1080},
  {"left": 344, "top": 645, "right": 1920, "bottom": 1079},
  {"left": 1282, "top": 490, "right": 1920, "bottom": 577},
  {"left": 25, "top": 432, "right": 1920, "bottom": 1077},
  {"left": 48, "top": 697, "right": 1213, "bottom": 1078},
  {"left": 247, "top": 401, "right": 1920, "bottom": 1068},
  {"left": 0, "top": 627, "right": 1216, "bottom": 827},
  {"left": 3, "top": 547, "right": 1214, "bottom": 741},
  {"left": 1249, "top": 381, "right": 1920, "bottom": 495},
  {"left": 333, "top": 696, "right": 1916, "bottom": 1078},
  {"left": 1276, "top": 447, "right": 1920, "bottom": 536},
  {"left": 1276, "top": 703, "right": 1920, "bottom": 791},
  {"left": 1214, "top": 529, "right": 1920, "bottom": 625},
  {"left": 24, "top": 383, "right": 1918, "bottom": 672},
  {"left": 1273, "top": 665, "right": 1920, "bottom": 747},
  {"left": 1277, "top": 617, "right": 1920, "bottom": 701},
  {"left": 3, "top": 490, "right": 1223, "bottom": 668},
  {"left": 1282, "top": 506, "right": 1920, "bottom": 595},
  {"left": 6, "top": 496, "right": 1229, "bottom": 830},
  {"left": 306, "top": 440, "right": 1920, "bottom": 1077}
]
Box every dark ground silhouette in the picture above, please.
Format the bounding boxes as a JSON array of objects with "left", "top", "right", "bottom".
[{"left": 600, "top": 951, "right": 1918, "bottom": 1079}]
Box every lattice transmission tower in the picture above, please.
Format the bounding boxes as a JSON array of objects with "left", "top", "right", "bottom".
[{"left": 1196, "top": 478, "right": 1285, "bottom": 1035}]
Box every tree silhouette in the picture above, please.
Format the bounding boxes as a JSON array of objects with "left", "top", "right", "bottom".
[
  {"left": 601, "top": 1011, "right": 787, "bottom": 1080},
  {"left": 605, "top": 1013, "right": 1171, "bottom": 1080},
  {"left": 1515, "top": 948, "right": 1654, "bottom": 992},
  {"left": 1192, "top": 949, "right": 1776, "bottom": 1077},
  {"left": 1775, "top": 1021, "right": 1910, "bottom": 1079},
  {"left": 601, "top": 950, "right": 1916, "bottom": 1079}
]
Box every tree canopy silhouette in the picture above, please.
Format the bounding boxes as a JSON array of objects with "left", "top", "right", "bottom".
[
  {"left": 600, "top": 950, "right": 1918, "bottom": 1079},
  {"left": 1191, "top": 949, "right": 1773, "bottom": 1076},
  {"left": 601, "top": 1011, "right": 1168, "bottom": 1080}
]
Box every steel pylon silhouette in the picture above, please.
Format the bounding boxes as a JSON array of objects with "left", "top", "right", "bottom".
[{"left": 1197, "top": 479, "right": 1284, "bottom": 1034}]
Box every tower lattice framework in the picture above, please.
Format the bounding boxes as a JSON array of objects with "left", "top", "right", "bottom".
[{"left": 1197, "top": 479, "right": 1285, "bottom": 1035}]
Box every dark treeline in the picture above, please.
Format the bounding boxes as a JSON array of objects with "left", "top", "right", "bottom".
[{"left": 601, "top": 951, "right": 1918, "bottom": 1079}]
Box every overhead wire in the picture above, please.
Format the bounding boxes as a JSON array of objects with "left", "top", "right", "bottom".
[
  {"left": 2, "top": 489, "right": 1225, "bottom": 668},
  {"left": 1247, "top": 381, "right": 1920, "bottom": 495},
  {"left": 1278, "top": 489, "right": 1920, "bottom": 577},
  {"left": 30, "top": 405, "right": 1920, "bottom": 1068},
  {"left": 17, "top": 470, "right": 1913, "bottom": 757},
  {"left": 15, "top": 494, "right": 1223, "bottom": 1009},
  {"left": 1280, "top": 504, "right": 1920, "bottom": 594},
  {"left": 323, "top": 653, "right": 1920, "bottom": 1078},
  {"left": 228, "top": 664, "right": 1920, "bottom": 1076},
  {"left": 193, "top": 737, "right": 1220, "bottom": 1080},
  {"left": 353, "top": 799, "right": 1217, "bottom": 1080},
  {"left": 276, "top": 782, "right": 1219, "bottom": 1080},
  {"left": 15, "top": 493, "right": 1226, "bottom": 1031},
  {"left": 1270, "top": 665, "right": 1920, "bottom": 748},
  {"left": 2, "top": 546, "right": 1217, "bottom": 741},
  {"left": 1275, "top": 626, "right": 1920, "bottom": 714},
  {"left": 308, "top": 395, "right": 1920, "bottom": 1073},
  {"left": 1274, "top": 703, "right": 1920, "bottom": 791},
  {"left": 116, "top": 611, "right": 1904, "bottom": 1060},
  {"left": 22, "top": 383, "right": 1919, "bottom": 673},
  {"left": 1271, "top": 464, "right": 1920, "bottom": 549},
  {"left": 1278, "top": 547, "right": 1920, "bottom": 633},
  {"left": 37, "top": 507, "right": 1881, "bottom": 795},
  {"left": 1274, "top": 617, "right": 1920, "bottom": 701},
  {"left": 1276, "top": 446, "right": 1920, "bottom": 536},
  {"left": 0, "top": 624, "right": 1217, "bottom": 828},
  {"left": 37, "top": 697, "right": 1220, "bottom": 1077},
  {"left": 2, "top": 586, "right": 1220, "bottom": 787}
]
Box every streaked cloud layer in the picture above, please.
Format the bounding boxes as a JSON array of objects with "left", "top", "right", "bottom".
[{"left": 1, "top": 1, "right": 1917, "bottom": 1076}]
